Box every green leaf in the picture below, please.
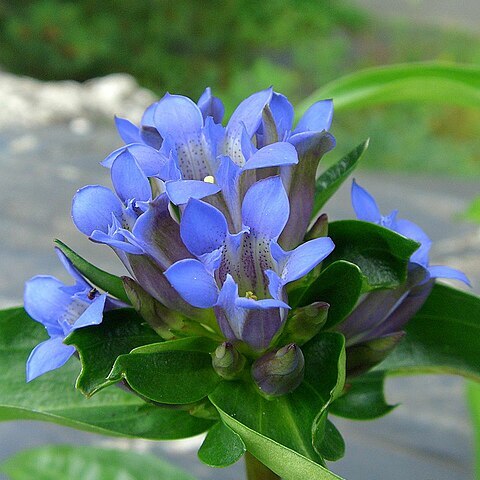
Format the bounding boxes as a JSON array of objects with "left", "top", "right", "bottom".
[
  {"left": 0, "top": 445, "right": 197, "bottom": 480},
  {"left": 297, "top": 62, "right": 480, "bottom": 115},
  {"left": 107, "top": 337, "right": 221, "bottom": 404},
  {"left": 293, "top": 260, "right": 363, "bottom": 329},
  {"left": 0, "top": 307, "right": 214, "bottom": 439},
  {"left": 330, "top": 371, "right": 395, "bottom": 420},
  {"left": 54, "top": 239, "right": 130, "bottom": 304},
  {"left": 326, "top": 220, "right": 419, "bottom": 290},
  {"left": 312, "top": 416, "right": 346, "bottom": 462},
  {"left": 209, "top": 333, "right": 345, "bottom": 477},
  {"left": 377, "top": 284, "right": 480, "bottom": 380},
  {"left": 65, "top": 308, "right": 161, "bottom": 397},
  {"left": 312, "top": 139, "right": 369, "bottom": 216},
  {"left": 198, "top": 421, "right": 246, "bottom": 467},
  {"left": 466, "top": 381, "right": 480, "bottom": 480}
]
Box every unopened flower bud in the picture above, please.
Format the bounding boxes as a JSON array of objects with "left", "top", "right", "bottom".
[
  {"left": 212, "top": 342, "right": 246, "bottom": 380},
  {"left": 252, "top": 344, "right": 305, "bottom": 397}
]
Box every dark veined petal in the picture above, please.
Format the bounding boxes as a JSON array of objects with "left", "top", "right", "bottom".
[
  {"left": 114, "top": 116, "right": 141, "bottom": 144},
  {"left": 198, "top": 87, "right": 225, "bottom": 124},
  {"left": 293, "top": 98, "right": 334, "bottom": 134},
  {"left": 164, "top": 259, "right": 219, "bottom": 308},
  {"left": 271, "top": 236, "right": 335, "bottom": 284},
  {"left": 241, "top": 176, "right": 289, "bottom": 239},
  {"left": 72, "top": 294, "right": 107, "bottom": 329},
  {"left": 153, "top": 93, "right": 204, "bottom": 138},
  {"left": 180, "top": 198, "right": 228, "bottom": 257},
  {"left": 72, "top": 185, "right": 123, "bottom": 236},
  {"left": 111, "top": 150, "right": 152, "bottom": 204},
  {"left": 428, "top": 265, "right": 471, "bottom": 286},
  {"left": 351, "top": 179, "right": 382, "bottom": 223},
  {"left": 242, "top": 142, "right": 298, "bottom": 170},
  {"left": 26, "top": 337, "right": 75, "bottom": 382},
  {"left": 165, "top": 179, "right": 221, "bottom": 205},
  {"left": 24, "top": 276, "right": 72, "bottom": 336}
]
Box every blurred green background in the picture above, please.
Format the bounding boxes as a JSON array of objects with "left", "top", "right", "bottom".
[{"left": 0, "top": 0, "right": 479, "bottom": 176}]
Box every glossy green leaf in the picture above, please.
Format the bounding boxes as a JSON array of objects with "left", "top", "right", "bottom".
[
  {"left": 378, "top": 284, "right": 480, "bottom": 380},
  {"left": 293, "top": 260, "right": 363, "bottom": 329},
  {"left": 0, "top": 307, "right": 213, "bottom": 439},
  {"left": 65, "top": 308, "right": 161, "bottom": 397},
  {"left": 55, "top": 239, "right": 130, "bottom": 304},
  {"left": 297, "top": 62, "right": 480, "bottom": 116},
  {"left": 107, "top": 337, "right": 221, "bottom": 404},
  {"left": 330, "top": 372, "right": 395, "bottom": 420},
  {"left": 198, "top": 421, "right": 246, "bottom": 467},
  {"left": 209, "top": 333, "right": 345, "bottom": 478},
  {"left": 466, "top": 381, "right": 480, "bottom": 480},
  {"left": 312, "top": 139, "right": 369, "bottom": 216},
  {"left": 0, "top": 445, "right": 197, "bottom": 480},
  {"left": 326, "top": 220, "right": 419, "bottom": 290},
  {"left": 312, "top": 416, "right": 346, "bottom": 462}
]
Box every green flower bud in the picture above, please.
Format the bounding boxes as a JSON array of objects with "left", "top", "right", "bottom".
[
  {"left": 212, "top": 342, "right": 246, "bottom": 380},
  {"left": 252, "top": 344, "right": 305, "bottom": 398}
]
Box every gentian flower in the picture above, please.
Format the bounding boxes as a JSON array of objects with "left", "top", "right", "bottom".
[
  {"left": 165, "top": 176, "right": 335, "bottom": 350},
  {"left": 24, "top": 249, "right": 125, "bottom": 381}
]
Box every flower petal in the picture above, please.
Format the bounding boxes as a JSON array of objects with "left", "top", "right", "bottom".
[
  {"left": 164, "top": 259, "right": 219, "bottom": 308},
  {"left": 198, "top": 87, "right": 225, "bottom": 124},
  {"left": 293, "top": 99, "right": 333, "bottom": 134},
  {"left": 90, "top": 230, "right": 144, "bottom": 254},
  {"left": 165, "top": 179, "right": 221, "bottom": 205},
  {"left": 72, "top": 185, "right": 123, "bottom": 236},
  {"left": 242, "top": 176, "right": 289, "bottom": 239},
  {"left": 235, "top": 297, "right": 290, "bottom": 310},
  {"left": 180, "top": 198, "right": 228, "bottom": 256},
  {"left": 24, "top": 276, "right": 71, "bottom": 336},
  {"left": 54, "top": 247, "right": 89, "bottom": 286},
  {"left": 72, "top": 294, "right": 107, "bottom": 329},
  {"left": 126, "top": 144, "right": 172, "bottom": 178},
  {"left": 26, "top": 337, "right": 75, "bottom": 382},
  {"left": 114, "top": 116, "right": 141, "bottom": 144},
  {"left": 351, "top": 179, "right": 382, "bottom": 223},
  {"left": 243, "top": 142, "right": 298, "bottom": 170},
  {"left": 428, "top": 265, "right": 471, "bottom": 286},
  {"left": 394, "top": 218, "right": 432, "bottom": 267},
  {"left": 272, "top": 237, "right": 335, "bottom": 284},
  {"left": 111, "top": 150, "right": 152, "bottom": 204},
  {"left": 269, "top": 92, "right": 294, "bottom": 139}
]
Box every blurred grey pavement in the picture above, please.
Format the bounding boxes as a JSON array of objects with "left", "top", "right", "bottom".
[{"left": 0, "top": 121, "right": 479, "bottom": 480}]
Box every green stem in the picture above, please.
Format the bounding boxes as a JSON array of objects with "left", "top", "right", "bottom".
[{"left": 245, "top": 452, "right": 281, "bottom": 480}]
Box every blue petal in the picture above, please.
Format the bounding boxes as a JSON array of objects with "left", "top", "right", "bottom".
[
  {"left": 180, "top": 198, "right": 228, "bottom": 256},
  {"left": 164, "top": 259, "right": 219, "bottom": 308},
  {"left": 394, "top": 218, "right": 432, "bottom": 267},
  {"left": 428, "top": 265, "right": 471, "bottom": 286},
  {"left": 90, "top": 229, "right": 144, "bottom": 254},
  {"left": 235, "top": 297, "right": 290, "bottom": 310},
  {"left": 215, "top": 275, "right": 246, "bottom": 340},
  {"left": 101, "top": 145, "right": 126, "bottom": 169},
  {"left": 272, "top": 237, "right": 335, "bottom": 283},
  {"left": 114, "top": 116, "right": 141, "bottom": 144},
  {"left": 293, "top": 99, "right": 334, "bottom": 134},
  {"left": 198, "top": 87, "right": 225, "bottom": 124},
  {"left": 226, "top": 88, "right": 273, "bottom": 138},
  {"left": 154, "top": 93, "right": 204, "bottom": 138},
  {"left": 165, "top": 179, "right": 221, "bottom": 205},
  {"left": 24, "top": 276, "right": 71, "bottom": 336},
  {"left": 26, "top": 337, "right": 75, "bottom": 382},
  {"left": 265, "top": 270, "right": 285, "bottom": 301},
  {"left": 111, "top": 150, "right": 152, "bottom": 204},
  {"left": 72, "top": 294, "right": 107, "bottom": 330},
  {"left": 54, "top": 247, "right": 89, "bottom": 286},
  {"left": 351, "top": 180, "right": 382, "bottom": 223},
  {"left": 269, "top": 92, "right": 294, "bottom": 139},
  {"left": 126, "top": 144, "right": 171, "bottom": 178},
  {"left": 72, "top": 185, "right": 123, "bottom": 236},
  {"left": 242, "top": 176, "right": 289, "bottom": 239},
  {"left": 141, "top": 102, "right": 158, "bottom": 127},
  {"left": 243, "top": 142, "right": 298, "bottom": 170}
]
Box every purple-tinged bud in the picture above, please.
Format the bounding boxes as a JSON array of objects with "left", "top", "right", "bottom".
[
  {"left": 277, "top": 302, "right": 329, "bottom": 346},
  {"left": 123, "top": 276, "right": 183, "bottom": 340},
  {"left": 306, "top": 213, "right": 329, "bottom": 241},
  {"left": 212, "top": 342, "right": 246, "bottom": 380},
  {"left": 345, "top": 331, "right": 405, "bottom": 378},
  {"left": 252, "top": 344, "right": 305, "bottom": 397}
]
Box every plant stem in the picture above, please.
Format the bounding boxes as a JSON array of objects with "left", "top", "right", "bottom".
[{"left": 245, "top": 452, "right": 281, "bottom": 480}]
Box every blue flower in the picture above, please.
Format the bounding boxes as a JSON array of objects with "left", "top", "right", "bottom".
[
  {"left": 24, "top": 249, "right": 125, "bottom": 381},
  {"left": 351, "top": 179, "right": 471, "bottom": 286},
  {"left": 164, "top": 176, "right": 335, "bottom": 350}
]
